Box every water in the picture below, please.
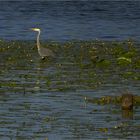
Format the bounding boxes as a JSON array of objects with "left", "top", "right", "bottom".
[
  {"left": 0, "top": 1, "right": 140, "bottom": 41},
  {"left": 0, "top": 1, "right": 140, "bottom": 140},
  {"left": 0, "top": 40, "right": 140, "bottom": 139}
]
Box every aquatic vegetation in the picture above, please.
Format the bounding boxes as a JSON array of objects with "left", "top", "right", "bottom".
[
  {"left": 117, "top": 57, "right": 132, "bottom": 64},
  {"left": 44, "top": 116, "right": 56, "bottom": 123},
  {"left": 0, "top": 40, "right": 140, "bottom": 92},
  {"left": 0, "top": 39, "right": 140, "bottom": 140},
  {"left": 86, "top": 95, "right": 140, "bottom": 106},
  {"left": 96, "top": 59, "right": 111, "bottom": 68},
  {"left": 99, "top": 127, "right": 108, "bottom": 133}
]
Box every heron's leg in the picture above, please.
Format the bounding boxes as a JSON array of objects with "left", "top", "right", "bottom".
[{"left": 41, "top": 57, "right": 45, "bottom": 60}]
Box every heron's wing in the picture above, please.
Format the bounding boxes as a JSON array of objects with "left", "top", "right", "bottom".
[{"left": 39, "top": 47, "right": 55, "bottom": 57}]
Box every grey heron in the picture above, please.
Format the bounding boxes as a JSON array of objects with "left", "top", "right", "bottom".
[{"left": 31, "top": 28, "right": 54, "bottom": 59}]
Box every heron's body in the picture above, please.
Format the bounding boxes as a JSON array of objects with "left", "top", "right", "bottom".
[
  {"left": 31, "top": 28, "right": 54, "bottom": 59},
  {"left": 38, "top": 46, "right": 54, "bottom": 58}
]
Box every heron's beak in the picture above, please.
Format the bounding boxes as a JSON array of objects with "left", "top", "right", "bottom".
[
  {"left": 30, "top": 28, "right": 40, "bottom": 32},
  {"left": 30, "top": 28, "right": 35, "bottom": 31}
]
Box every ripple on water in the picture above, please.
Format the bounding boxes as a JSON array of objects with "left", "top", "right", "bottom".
[{"left": 0, "top": 40, "right": 140, "bottom": 139}]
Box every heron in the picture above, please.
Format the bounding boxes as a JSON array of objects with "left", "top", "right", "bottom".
[{"left": 31, "top": 28, "right": 54, "bottom": 60}]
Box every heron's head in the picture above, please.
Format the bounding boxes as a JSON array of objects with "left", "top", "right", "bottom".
[{"left": 31, "top": 28, "right": 41, "bottom": 32}]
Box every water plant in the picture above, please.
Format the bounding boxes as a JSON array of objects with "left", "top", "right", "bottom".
[{"left": 0, "top": 40, "right": 140, "bottom": 92}]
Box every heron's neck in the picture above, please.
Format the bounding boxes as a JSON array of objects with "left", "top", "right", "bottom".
[{"left": 37, "top": 31, "right": 41, "bottom": 50}]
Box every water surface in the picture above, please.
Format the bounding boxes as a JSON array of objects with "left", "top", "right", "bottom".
[
  {"left": 0, "top": 1, "right": 140, "bottom": 41},
  {"left": 0, "top": 1, "right": 140, "bottom": 139},
  {"left": 0, "top": 40, "right": 140, "bottom": 139}
]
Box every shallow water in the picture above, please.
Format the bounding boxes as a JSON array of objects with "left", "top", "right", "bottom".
[
  {"left": 0, "top": 40, "right": 140, "bottom": 139},
  {"left": 0, "top": 1, "right": 140, "bottom": 139},
  {"left": 0, "top": 1, "right": 140, "bottom": 41}
]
